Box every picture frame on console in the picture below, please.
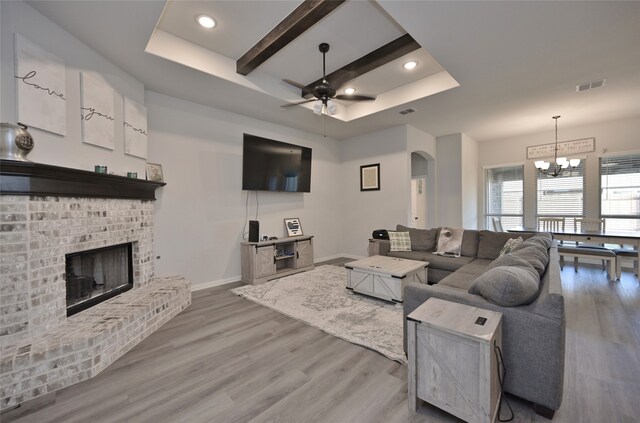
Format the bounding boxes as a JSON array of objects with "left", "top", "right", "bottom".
[
  {"left": 360, "top": 163, "right": 380, "bottom": 191},
  {"left": 146, "top": 162, "right": 163, "bottom": 182},
  {"left": 284, "top": 218, "right": 303, "bottom": 237}
]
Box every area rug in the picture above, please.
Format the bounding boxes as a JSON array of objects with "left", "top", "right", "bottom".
[{"left": 231, "top": 265, "right": 406, "bottom": 364}]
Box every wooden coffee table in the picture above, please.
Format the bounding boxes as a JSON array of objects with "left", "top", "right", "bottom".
[{"left": 345, "top": 255, "right": 428, "bottom": 303}]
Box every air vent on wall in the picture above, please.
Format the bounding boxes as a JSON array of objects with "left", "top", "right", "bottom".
[
  {"left": 399, "top": 108, "right": 416, "bottom": 115},
  {"left": 576, "top": 79, "right": 606, "bottom": 92}
]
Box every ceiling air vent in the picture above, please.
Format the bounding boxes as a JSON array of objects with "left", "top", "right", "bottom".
[
  {"left": 399, "top": 108, "right": 416, "bottom": 115},
  {"left": 576, "top": 79, "right": 606, "bottom": 92}
]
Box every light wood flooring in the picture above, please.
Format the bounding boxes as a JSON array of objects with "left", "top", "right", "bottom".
[{"left": 4, "top": 258, "right": 639, "bottom": 423}]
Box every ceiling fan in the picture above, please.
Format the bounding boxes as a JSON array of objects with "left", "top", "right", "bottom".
[{"left": 282, "top": 43, "right": 376, "bottom": 115}]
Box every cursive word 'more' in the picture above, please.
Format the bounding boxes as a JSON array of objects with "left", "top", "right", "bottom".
[
  {"left": 81, "top": 107, "right": 114, "bottom": 122},
  {"left": 15, "top": 70, "right": 66, "bottom": 100},
  {"left": 123, "top": 121, "right": 148, "bottom": 136}
]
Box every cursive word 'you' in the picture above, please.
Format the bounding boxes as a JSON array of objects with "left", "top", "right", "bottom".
[
  {"left": 15, "top": 70, "right": 66, "bottom": 100},
  {"left": 81, "top": 107, "right": 114, "bottom": 122}
]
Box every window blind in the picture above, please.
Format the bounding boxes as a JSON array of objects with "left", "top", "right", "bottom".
[
  {"left": 485, "top": 165, "right": 523, "bottom": 229},
  {"left": 537, "top": 162, "right": 585, "bottom": 230},
  {"left": 600, "top": 153, "right": 640, "bottom": 231}
]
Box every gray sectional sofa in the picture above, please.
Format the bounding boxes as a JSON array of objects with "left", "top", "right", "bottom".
[{"left": 369, "top": 225, "right": 565, "bottom": 419}]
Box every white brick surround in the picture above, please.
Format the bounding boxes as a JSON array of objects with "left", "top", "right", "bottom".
[{"left": 0, "top": 195, "right": 191, "bottom": 410}]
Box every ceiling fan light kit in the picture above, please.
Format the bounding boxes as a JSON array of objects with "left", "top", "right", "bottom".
[
  {"left": 282, "top": 42, "right": 376, "bottom": 115},
  {"left": 534, "top": 115, "right": 580, "bottom": 177}
]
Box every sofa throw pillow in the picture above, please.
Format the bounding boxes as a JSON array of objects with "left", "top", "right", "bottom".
[
  {"left": 510, "top": 245, "right": 549, "bottom": 276},
  {"left": 388, "top": 231, "right": 412, "bottom": 252},
  {"left": 435, "top": 227, "right": 464, "bottom": 257},
  {"left": 469, "top": 264, "right": 540, "bottom": 307},
  {"left": 396, "top": 225, "right": 438, "bottom": 251},
  {"left": 499, "top": 236, "right": 523, "bottom": 257}
]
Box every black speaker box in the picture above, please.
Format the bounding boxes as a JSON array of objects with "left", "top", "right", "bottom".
[{"left": 249, "top": 220, "right": 260, "bottom": 242}]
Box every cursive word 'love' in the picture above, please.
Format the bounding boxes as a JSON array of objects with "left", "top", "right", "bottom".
[
  {"left": 15, "top": 70, "right": 66, "bottom": 100},
  {"left": 81, "top": 107, "right": 114, "bottom": 122},
  {"left": 123, "top": 121, "right": 148, "bottom": 136}
]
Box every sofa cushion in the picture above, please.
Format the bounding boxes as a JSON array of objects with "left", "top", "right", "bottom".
[
  {"left": 387, "top": 251, "right": 432, "bottom": 262},
  {"left": 396, "top": 225, "right": 438, "bottom": 252},
  {"left": 457, "top": 259, "right": 493, "bottom": 276},
  {"left": 469, "top": 260, "right": 540, "bottom": 306},
  {"left": 388, "top": 231, "right": 411, "bottom": 252},
  {"left": 439, "top": 272, "right": 476, "bottom": 290},
  {"left": 477, "top": 230, "right": 533, "bottom": 260},
  {"left": 460, "top": 230, "right": 480, "bottom": 258},
  {"left": 426, "top": 254, "right": 475, "bottom": 272},
  {"left": 509, "top": 245, "right": 549, "bottom": 276}
]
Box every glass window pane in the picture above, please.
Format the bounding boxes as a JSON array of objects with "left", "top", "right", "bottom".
[
  {"left": 600, "top": 154, "right": 640, "bottom": 231},
  {"left": 536, "top": 162, "right": 585, "bottom": 231},
  {"left": 485, "top": 165, "right": 524, "bottom": 230}
]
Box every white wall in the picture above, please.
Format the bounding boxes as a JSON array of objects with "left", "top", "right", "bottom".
[
  {"left": 435, "top": 134, "right": 463, "bottom": 227},
  {"left": 340, "top": 126, "right": 411, "bottom": 257},
  {"left": 0, "top": 1, "right": 146, "bottom": 175},
  {"left": 478, "top": 115, "right": 640, "bottom": 228},
  {"left": 147, "top": 92, "right": 343, "bottom": 287},
  {"left": 461, "top": 133, "right": 479, "bottom": 229}
]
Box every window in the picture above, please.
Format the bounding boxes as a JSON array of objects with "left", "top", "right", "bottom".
[
  {"left": 485, "top": 165, "right": 523, "bottom": 230},
  {"left": 536, "top": 162, "right": 585, "bottom": 231},
  {"left": 600, "top": 153, "right": 640, "bottom": 232}
]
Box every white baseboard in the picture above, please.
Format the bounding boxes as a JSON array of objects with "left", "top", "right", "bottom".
[
  {"left": 191, "top": 254, "right": 368, "bottom": 292},
  {"left": 191, "top": 276, "right": 239, "bottom": 292}
]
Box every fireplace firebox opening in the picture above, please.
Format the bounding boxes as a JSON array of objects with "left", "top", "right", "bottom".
[{"left": 65, "top": 242, "right": 134, "bottom": 316}]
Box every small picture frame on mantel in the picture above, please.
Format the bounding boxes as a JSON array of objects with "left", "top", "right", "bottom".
[
  {"left": 284, "top": 218, "right": 303, "bottom": 237},
  {"left": 146, "top": 162, "right": 163, "bottom": 182},
  {"left": 360, "top": 163, "right": 380, "bottom": 191}
]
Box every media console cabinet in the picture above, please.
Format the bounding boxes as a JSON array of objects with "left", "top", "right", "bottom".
[{"left": 241, "top": 235, "right": 314, "bottom": 285}]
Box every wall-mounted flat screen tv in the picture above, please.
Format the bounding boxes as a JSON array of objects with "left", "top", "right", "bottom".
[{"left": 242, "top": 134, "right": 312, "bottom": 192}]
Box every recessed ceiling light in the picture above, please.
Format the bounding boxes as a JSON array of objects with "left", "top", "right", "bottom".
[
  {"left": 403, "top": 61, "right": 418, "bottom": 70},
  {"left": 197, "top": 15, "right": 216, "bottom": 29},
  {"left": 344, "top": 87, "right": 355, "bottom": 95}
]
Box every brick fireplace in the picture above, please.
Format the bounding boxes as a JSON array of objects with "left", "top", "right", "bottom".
[{"left": 0, "top": 161, "right": 191, "bottom": 410}]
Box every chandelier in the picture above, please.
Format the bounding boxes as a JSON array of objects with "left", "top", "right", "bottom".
[{"left": 534, "top": 115, "right": 580, "bottom": 177}]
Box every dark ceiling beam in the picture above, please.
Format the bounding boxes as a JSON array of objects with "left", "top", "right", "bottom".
[
  {"left": 236, "top": 0, "right": 346, "bottom": 76},
  {"left": 302, "top": 34, "right": 421, "bottom": 98}
]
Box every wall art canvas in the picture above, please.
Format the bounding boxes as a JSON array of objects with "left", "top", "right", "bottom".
[
  {"left": 14, "top": 34, "right": 67, "bottom": 135},
  {"left": 360, "top": 163, "right": 380, "bottom": 191},
  {"left": 123, "top": 97, "right": 148, "bottom": 159},
  {"left": 81, "top": 71, "right": 115, "bottom": 150}
]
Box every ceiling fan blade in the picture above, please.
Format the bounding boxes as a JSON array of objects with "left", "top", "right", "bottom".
[
  {"left": 334, "top": 94, "right": 376, "bottom": 101},
  {"left": 281, "top": 99, "right": 316, "bottom": 108}
]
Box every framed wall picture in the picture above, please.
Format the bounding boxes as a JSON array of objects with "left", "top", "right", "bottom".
[
  {"left": 15, "top": 34, "right": 67, "bottom": 135},
  {"left": 81, "top": 71, "right": 115, "bottom": 150},
  {"left": 284, "top": 218, "right": 303, "bottom": 237},
  {"left": 360, "top": 163, "right": 380, "bottom": 191},
  {"left": 146, "top": 162, "right": 163, "bottom": 182},
  {"left": 123, "top": 96, "right": 148, "bottom": 159}
]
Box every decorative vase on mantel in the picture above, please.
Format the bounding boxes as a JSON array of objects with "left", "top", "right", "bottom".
[{"left": 1, "top": 122, "right": 34, "bottom": 161}]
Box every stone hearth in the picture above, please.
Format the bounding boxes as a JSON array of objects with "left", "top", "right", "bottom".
[{"left": 0, "top": 162, "right": 190, "bottom": 410}]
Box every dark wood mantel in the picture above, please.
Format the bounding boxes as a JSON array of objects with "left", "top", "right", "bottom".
[{"left": 0, "top": 160, "right": 166, "bottom": 200}]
